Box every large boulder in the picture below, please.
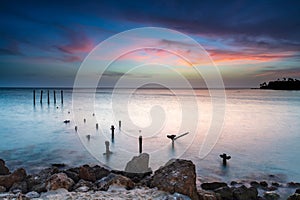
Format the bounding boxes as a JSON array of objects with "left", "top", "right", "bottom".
[
  {"left": 0, "top": 168, "right": 26, "bottom": 189},
  {"left": 124, "top": 153, "right": 152, "bottom": 174},
  {"left": 232, "top": 185, "right": 258, "bottom": 200},
  {"left": 150, "top": 159, "right": 199, "bottom": 200},
  {"left": 0, "top": 159, "right": 10, "bottom": 175},
  {"left": 45, "top": 173, "right": 74, "bottom": 191},
  {"left": 201, "top": 182, "right": 228, "bottom": 191},
  {"left": 96, "top": 173, "right": 135, "bottom": 191}
]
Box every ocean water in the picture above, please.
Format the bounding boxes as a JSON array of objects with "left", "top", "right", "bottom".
[{"left": 0, "top": 88, "right": 299, "bottom": 185}]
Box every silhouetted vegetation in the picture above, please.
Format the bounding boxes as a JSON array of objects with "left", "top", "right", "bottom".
[{"left": 260, "top": 78, "right": 300, "bottom": 90}]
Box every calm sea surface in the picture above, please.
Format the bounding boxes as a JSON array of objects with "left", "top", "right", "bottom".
[{"left": 0, "top": 88, "right": 299, "bottom": 184}]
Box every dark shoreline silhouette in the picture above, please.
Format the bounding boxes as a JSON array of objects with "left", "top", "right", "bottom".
[{"left": 259, "top": 78, "right": 300, "bottom": 90}]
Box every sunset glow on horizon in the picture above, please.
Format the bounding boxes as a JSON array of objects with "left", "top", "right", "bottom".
[{"left": 0, "top": 1, "right": 299, "bottom": 88}]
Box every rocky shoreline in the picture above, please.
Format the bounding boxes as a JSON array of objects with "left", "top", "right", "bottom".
[{"left": 1, "top": 158, "right": 300, "bottom": 200}]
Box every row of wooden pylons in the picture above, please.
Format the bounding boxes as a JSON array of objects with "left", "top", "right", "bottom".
[{"left": 33, "top": 90, "right": 63, "bottom": 105}]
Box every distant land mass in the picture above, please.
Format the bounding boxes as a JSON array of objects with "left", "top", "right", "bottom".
[{"left": 259, "top": 78, "right": 300, "bottom": 90}]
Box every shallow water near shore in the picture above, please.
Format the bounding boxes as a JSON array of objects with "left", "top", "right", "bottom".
[{"left": 0, "top": 88, "right": 299, "bottom": 186}]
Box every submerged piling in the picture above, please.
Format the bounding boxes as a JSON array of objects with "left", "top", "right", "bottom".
[
  {"left": 40, "top": 90, "right": 43, "bottom": 104},
  {"left": 47, "top": 90, "right": 50, "bottom": 104},
  {"left": 61, "top": 90, "right": 63, "bottom": 104},
  {"left": 53, "top": 90, "right": 56, "bottom": 104},
  {"left": 111, "top": 125, "right": 115, "bottom": 140},
  {"left": 139, "top": 136, "right": 143, "bottom": 154},
  {"left": 33, "top": 90, "right": 36, "bottom": 105},
  {"left": 119, "top": 120, "right": 121, "bottom": 129},
  {"left": 96, "top": 123, "right": 98, "bottom": 129}
]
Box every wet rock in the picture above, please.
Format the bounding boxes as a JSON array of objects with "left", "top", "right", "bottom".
[
  {"left": 201, "top": 182, "right": 228, "bottom": 191},
  {"left": 25, "top": 191, "right": 40, "bottom": 198},
  {"left": 267, "top": 186, "right": 277, "bottom": 191},
  {"left": 250, "top": 181, "right": 260, "bottom": 188},
  {"left": 271, "top": 182, "right": 280, "bottom": 187},
  {"left": 150, "top": 159, "right": 199, "bottom": 200},
  {"left": 231, "top": 181, "right": 238, "bottom": 186},
  {"left": 96, "top": 173, "right": 134, "bottom": 191},
  {"left": 124, "top": 153, "right": 152, "bottom": 174},
  {"left": 288, "top": 182, "right": 300, "bottom": 188},
  {"left": 0, "top": 185, "right": 6, "bottom": 192},
  {"left": 45, "top": 173, "right": 74, "bottom": 191},
  {"left": 288, "top": 193, "right": 300, "bottom": 200},
  {"left": 0, "top": 168, "right": 26, "bottom": 189},
  {"left": 0, "top": 159, "right": 10, "bottom": 175},
  {"left": 260, "top": 181, "right": 268, "bottom": 188},
  {"left": 51, "top": 163, "right": 66, "bottom": 168},
  {"left": 232, "top": 185, "right": 258, "bottom": 200},
  {"left": 264, "top": 191, "right": 280, "bottom": 200},
  {"left": 296, "top": 188, "right": 300, "bottom": 194},
  {"left": 10, "top": 181, "right": 27, "bottom": 193},
  {"left": 214, "top": 186, "right": 233, "bottom": 200}
]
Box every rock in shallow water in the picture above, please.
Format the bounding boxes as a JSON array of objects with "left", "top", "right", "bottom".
[
  {"left": 201, "top": 182, "right": 228, "bottom": 191},
  {"left": 150, "top": 159, "right": 199, "bottom": 200},
  {"left": 264, "top": 191, "right": 280, "bottom": 200}
]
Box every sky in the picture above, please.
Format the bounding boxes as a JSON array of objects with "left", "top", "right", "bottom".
[{"left": 0, "top": 0, "right": 300, "bottom": 88}]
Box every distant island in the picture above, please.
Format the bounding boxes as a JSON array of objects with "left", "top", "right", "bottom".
[{"left": 259, "top": 78, "right": 300, "bottom": 90}]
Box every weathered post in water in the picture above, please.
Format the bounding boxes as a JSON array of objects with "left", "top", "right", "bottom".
[
  {"left": 96, "top": 123, "right": 98, "bottom": 129},
  {"left": 40, "top": 90, "right": 43, "bottom": 104},
  {"left": 139, "top": 135, "right": 143, "bottom": 154},
  {"left": 61, "top": 90, "right": 63, "bottom": 104},
  {"left": 220, "top": 153, "right": 231, "bottom": 166},
  {"left": 119, "top": 120, "right": 121, "bottom": 129},
  {"left": 33, "top": 90, "right": 36, "bottom": 105},
  {"left": 47, "top": 90, "right": 50, "bottom": 104},
  {"left": 53, "top": 90, "right": 56, "bottom": 104},
  {"left": 111, "top": 125, "right": 115, "bottom": 140}
]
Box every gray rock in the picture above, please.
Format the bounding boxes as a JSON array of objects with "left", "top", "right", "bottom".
[
  {"left": 0, "top": 159, "right": 9, "bottom": 175},
  {"left": 25, "top": 191, "right": 40, "bottom": 198},
  {"left": 150, "top": 159, "right": 199, "bottom": 200},
  {"left": 201, "top": 182, "right": 228, "bottom": 191},
  {"left": 232, "top": 185, "right": 258, "bottom": 200},
  {"left": 75, "top": 186, "right": 89, "bottom": 192},
  {"left": 40, "top": 188, "right": 68, "bottom": 198},
  {"left": 264, "top": 191, "right": 280, "bottom": 200},
  {"left": 125, "top": 153, "right": 152, "bottom": 174},
  {"left": 45, "top": 173, "right": 74, "bottom": 191}
]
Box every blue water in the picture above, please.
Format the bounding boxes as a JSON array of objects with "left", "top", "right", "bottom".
[{"left": 0, "top": 88, "right": 299, "bottom": 185}]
